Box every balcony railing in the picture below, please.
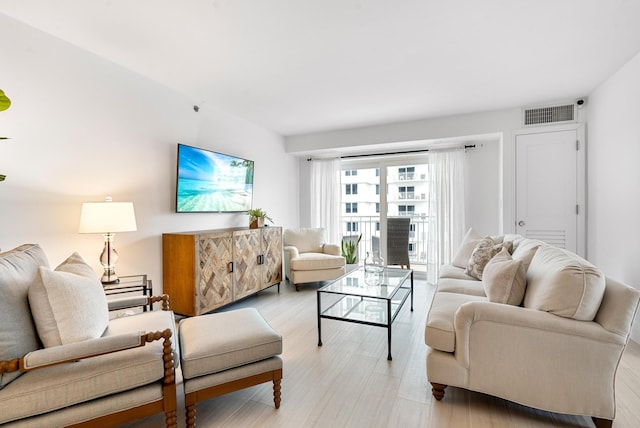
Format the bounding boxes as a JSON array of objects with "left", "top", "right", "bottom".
[{"left": 340, "top": 215, "right": 432, "bottom": 268}]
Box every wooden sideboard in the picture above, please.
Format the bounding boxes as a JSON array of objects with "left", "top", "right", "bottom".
[{"left": 162, "top": 226, "right": 282, "bottom": 316}]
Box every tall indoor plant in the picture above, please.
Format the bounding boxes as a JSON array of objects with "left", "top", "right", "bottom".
[{"left": 341, "top": 234, "right": 362, "bottom": 264}]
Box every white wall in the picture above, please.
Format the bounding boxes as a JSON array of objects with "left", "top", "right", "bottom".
[
  {"left": 0, "top": 14, "right": 299, "bottom": 294},
  {"left": 463, "top": 140, "right": 502, "bottom": 235},
  {"left": 588, "top": 50, "right": 640, "bottom": 342},
  {"left": 287, "top": 109, "right": 521, "bottom": 237}
]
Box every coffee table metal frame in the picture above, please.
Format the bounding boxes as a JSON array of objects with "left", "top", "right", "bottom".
[{"left": 316, "top": 267, "right": 413, "bottom": 360}]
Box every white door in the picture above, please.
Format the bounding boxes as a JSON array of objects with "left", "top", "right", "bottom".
[{"left": 515, "top": 127, "right": 585, "bottom": 254}]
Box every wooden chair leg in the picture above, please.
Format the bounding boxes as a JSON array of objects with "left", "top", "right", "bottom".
[
  {"left": 592, "top": 417, "right": 613, "bottom": 428},
  {"left": 430, "top": 382, "right": 447, "bottom": 401},
  {"left": 165, "top": 409, "right": 178, "bottom": 428},
  {"left": 185, "top": 402, "right": 196, "bottom": 428},
  {"left": 273, "top": 378, "right": 282, "bottom": 409}
]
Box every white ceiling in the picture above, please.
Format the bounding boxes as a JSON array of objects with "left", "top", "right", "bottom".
[{"left": 2, "top": 0, "right": 640, "bottom": 136}]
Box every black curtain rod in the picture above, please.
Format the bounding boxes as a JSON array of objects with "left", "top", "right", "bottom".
[{"left": 338, "top": 144, "right": 476, "bottom": 160}]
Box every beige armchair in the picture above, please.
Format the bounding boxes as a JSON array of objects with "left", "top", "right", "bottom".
[
  {"left": 0, "top": 244, "right": 178, "bottom": 427},
  {"left": 283, "top": 228, "right": 346, "bottom": 291}
]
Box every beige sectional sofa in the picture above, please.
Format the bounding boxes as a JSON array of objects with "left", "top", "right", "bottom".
[{"left": 425, "top": 231, "right": 640, "bottom": 428}]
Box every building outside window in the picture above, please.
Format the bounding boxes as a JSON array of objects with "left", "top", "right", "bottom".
[
  {"left": 339, "top": 159, "right": 430, "bottom": 274},
  {"left": 398, "top": 166, "right": 415, "bottom": 180},
  {"left": 398, "top": 205, "right": 416, "bottom": 216},
  {"left": 399, "top": 186, "right": 415, "bottom": 199}
]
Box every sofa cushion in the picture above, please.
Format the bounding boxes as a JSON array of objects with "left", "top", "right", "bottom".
[
  {"left": 290, "top": 252, "right": 345, "bottom": 271},
  {"left": 524, "top": 245, "right": 606, "bottom": 321},
  {"left": 451, "top": 228, "right": 483, "bottom": 268},
  {"left": 465, "top": 238, "right": 513, "bottom": 280},
  {"left": 513, "top": 244, "right": 539, "bottom": 272},
  {"left": 438, "top": 264, "right": 477, "bottom": 281},
  {"left": 425, "top": 292, "right": 486, "bottom": 352},
  {"left": 437, "top": 277, "right": 486, "bottom": 296},
  {"left": 482, "top": 248, "right": 526, "bottom": 306},
  {"left": 0, "top": 244, "right": 49, "bottom": 389},
  {"left": 512, "top": 238, "right": 544, "bottom": 264},
  {"left": 283, "top": 228, "right": 325, "bottom": 254},
  {"left": 28, "top": 253, "right": 109, "bottom": 348}
]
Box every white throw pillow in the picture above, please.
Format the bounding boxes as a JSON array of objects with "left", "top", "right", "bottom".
[
  {"left": 465, "top": 238, "right": 513, "bottom": 280},
  {"left": 451, "top": 228, "right": 483, "bottom": 268},
  {"left": 482, "top": 248, "right": 526, "bottom": 306},
  {"left": 28, "top": 252, "right": 109, "bottom": 348},
  {"left": 524, "top": 245, "right": 606, "bottom": 321}
]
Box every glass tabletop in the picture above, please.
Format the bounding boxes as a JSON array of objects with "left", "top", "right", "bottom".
[{"left": 318, "top": 267, "right": 412, "bottom": 300}]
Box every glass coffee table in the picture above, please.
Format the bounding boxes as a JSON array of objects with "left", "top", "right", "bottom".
[{"left": 317, "top": 267, "right": 413, "bottom": 360}]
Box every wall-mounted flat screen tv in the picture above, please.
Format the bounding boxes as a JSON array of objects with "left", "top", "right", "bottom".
[{"left": 176, "top": 143, "right": 254, "bottom": 213}]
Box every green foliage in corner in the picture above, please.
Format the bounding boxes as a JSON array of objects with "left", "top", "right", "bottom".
[
  {"left": 0, "top": 88, "right": 10, "bottom": 181},
  {"left": 0, "top": 89, "right": 10, "bottom": 112}
]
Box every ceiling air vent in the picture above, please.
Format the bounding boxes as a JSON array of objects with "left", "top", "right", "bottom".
[{"left": 523, "top": 104, "right": 576, "bottom": 126}]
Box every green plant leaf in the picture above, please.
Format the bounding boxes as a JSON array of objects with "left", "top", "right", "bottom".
[
  {"left": 246, "top": 208, "right": 273, "bottom": 223},
  {"left": 341, "top": 234, "right": 362, "bottom": 264},
  {"left": 0, "top": 175, "right": 6, "bottom": 182},
  {"left": 0, "top": 89, "right": 11, "bottom": 112}
]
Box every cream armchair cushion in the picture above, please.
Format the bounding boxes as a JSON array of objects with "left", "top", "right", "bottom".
[{"left": 283, "top": 228, "right": 345, "bottom": 291}]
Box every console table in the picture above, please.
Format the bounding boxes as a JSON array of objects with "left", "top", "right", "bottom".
[{"left": 162, "top": 226, "right": 282, "bottom": 316}]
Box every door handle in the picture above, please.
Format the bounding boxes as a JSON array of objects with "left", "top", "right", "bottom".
[{"left": 518, "top": 221, "right": 526, "bottom": 227}]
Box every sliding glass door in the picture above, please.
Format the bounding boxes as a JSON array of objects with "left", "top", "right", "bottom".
[{"left": 341, "top": 155, "right": 430, "bottom": 276}]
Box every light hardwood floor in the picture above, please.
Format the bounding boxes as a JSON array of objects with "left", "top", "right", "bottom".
[{"left": 122, "top": 278, "right": 640, "bottom": 428}]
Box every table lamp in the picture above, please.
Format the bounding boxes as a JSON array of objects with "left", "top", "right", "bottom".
[{"left": 78, "top": 196, "right": 137, "bottom": 284}]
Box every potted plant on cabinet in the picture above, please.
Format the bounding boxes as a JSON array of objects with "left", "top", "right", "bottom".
[{"left": 246, "top": 208, "right": 273, "bottom": 229}]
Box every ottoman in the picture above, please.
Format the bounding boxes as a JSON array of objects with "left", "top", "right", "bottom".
[{"left": 178, "top": 308, "right": 283, "bottom": 428}]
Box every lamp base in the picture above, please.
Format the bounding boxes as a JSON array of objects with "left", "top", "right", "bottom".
[
  {"left": 100, "top": 233, "right": 120, "bottom": 285},
  {"left": 101, "top": 276, "right": 120, "bottom": 285}
]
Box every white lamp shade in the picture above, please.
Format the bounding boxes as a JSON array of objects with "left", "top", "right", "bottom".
[{"left": 79, "top": 201, "right": 137, "bottom": 233}]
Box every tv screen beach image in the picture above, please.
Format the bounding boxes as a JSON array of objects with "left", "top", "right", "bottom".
[{"left": 176, "top": 144, "right": 254, "bottom": 212}]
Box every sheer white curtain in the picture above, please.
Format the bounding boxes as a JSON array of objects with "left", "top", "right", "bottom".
[
  {"left": 310, "top": 158, "right": 342, "bottom": 244},
  {"left": 426, "top": 149, "right": 466, "bottom": 283}
]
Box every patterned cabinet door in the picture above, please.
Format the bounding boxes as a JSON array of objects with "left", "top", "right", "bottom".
[
  {"left": 261, "top": 227, "right": 282, "bottom": 289},
  {"left": 197, "top": 232, "right": 233, "bottom": 314},
  {"left": 233, "top": 229, "right": 262, "bottom": 300}
]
